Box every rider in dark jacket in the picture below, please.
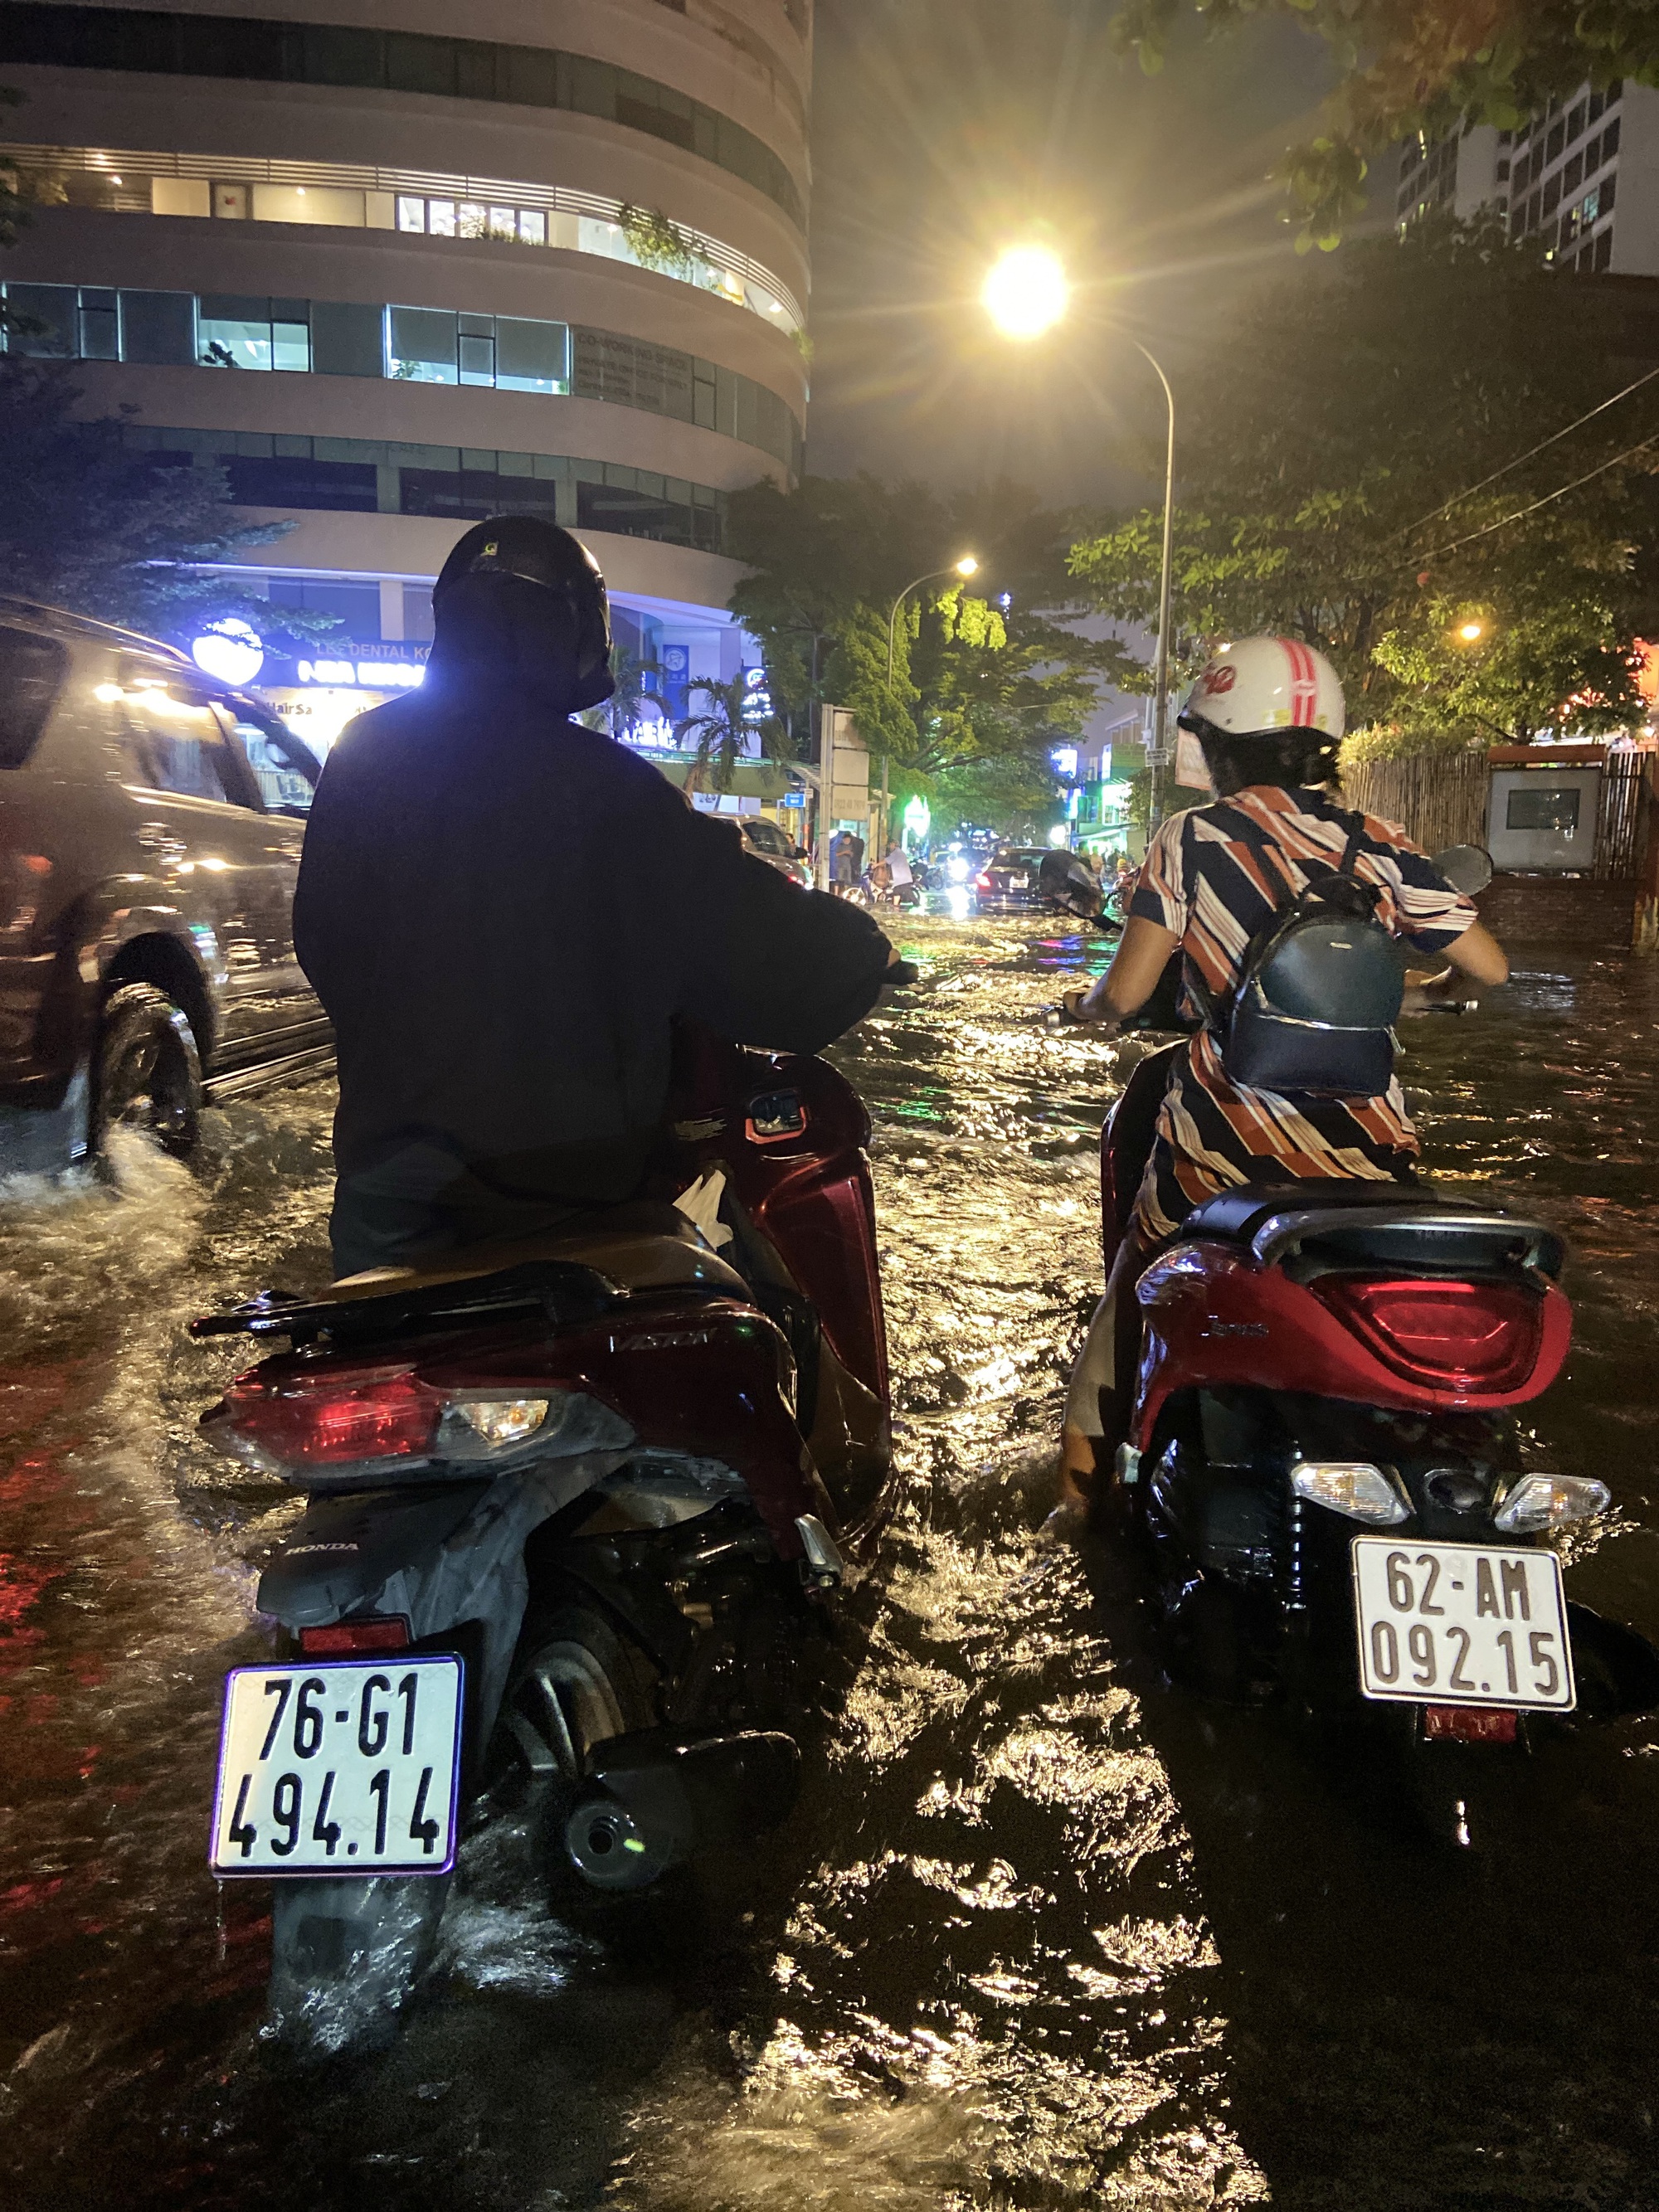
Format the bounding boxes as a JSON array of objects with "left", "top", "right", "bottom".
[{"left": 294, "top": 516, "right": 896, "bottom": 1274}]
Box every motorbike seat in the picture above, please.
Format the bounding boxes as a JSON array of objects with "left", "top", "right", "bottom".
[
  {"left": 1182, "top": 1180, "right": 1564, "bottom": 1282},
  {"left": 330, "top": 1200, "right": 751, "bottom": 1301}
]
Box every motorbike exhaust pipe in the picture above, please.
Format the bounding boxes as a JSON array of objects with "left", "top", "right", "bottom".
[{"left": 565, "top": 1728, "right": 800, "bottom": 1891}]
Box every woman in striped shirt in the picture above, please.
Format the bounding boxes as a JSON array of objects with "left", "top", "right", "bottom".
[{"left": 1058, "top": 635, "right": 1510, "bottom": 1502}]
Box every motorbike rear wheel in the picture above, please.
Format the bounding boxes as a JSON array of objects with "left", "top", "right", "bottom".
[{"left": 502, "top": 1602, "right": 659, "bottom": 1787}]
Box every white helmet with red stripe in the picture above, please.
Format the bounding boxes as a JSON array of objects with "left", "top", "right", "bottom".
[{"left": 1178, "top": 635, "right": 1345, "bottom": 741}]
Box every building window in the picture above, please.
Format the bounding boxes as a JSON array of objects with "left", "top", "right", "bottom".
[
  {"left": 1567, "top": 100, "right": 1587, "bottom": 143},
  {"left": 120, "top": 424, "right": 733, "bottom": 553},
  {"left": 1564, "top": 151, "right": 1584, "bottom": 196},
  {"left": 386, "top": 305, "right": 570, "bottom": 393},
  {"left": 1546, "top": 119, "right": 1565, "bottom": 163},
  {"left": 0, "top": 284, "right": 791, "bottom": 464},
  {"left": 1596, "top": 226, "right": 1614, "bottom": 271},
  {"left": 0, "top": 3, "right": 809, "bottom": 231},
  {"left": 199, "top": 294, "right": 311, "bottom": 372},
  {"left": 5, "top": 140, "right": 806, "bottom": 336},
  {"left": 1603, "top": 113, "right": 1622, "bottom": 159}
]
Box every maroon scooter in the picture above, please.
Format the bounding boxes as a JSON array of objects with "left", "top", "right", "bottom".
[
  {"left": 192, "top": 1023, "right": 900, "bottom": 2036},
  {"left": 1045, "top": 850, "right": 1655, "bottom": 1840}
]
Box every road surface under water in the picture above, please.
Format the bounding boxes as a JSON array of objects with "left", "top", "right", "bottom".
[{"left": 3, "top": 914, "right": 1659, "bottom": 2211}]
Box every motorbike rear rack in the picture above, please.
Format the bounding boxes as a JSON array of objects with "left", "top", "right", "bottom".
[{"left": 189, "top": 1258, "right": 637, "bottom": 1348}]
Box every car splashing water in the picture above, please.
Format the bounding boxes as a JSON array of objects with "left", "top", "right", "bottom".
[{"left": 2, "top": 918, "right": 1659, "bottom": 2210}]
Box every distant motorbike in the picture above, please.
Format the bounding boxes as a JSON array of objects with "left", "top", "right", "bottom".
[
  {"left": 194, "top": 1023, "right": 904, "bottom": 2035},
  {"left": 1041, "top": 848, "right": 1658, "bottom": 1839}
]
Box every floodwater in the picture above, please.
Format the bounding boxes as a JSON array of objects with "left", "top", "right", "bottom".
[{"left": 4, "top": 914, "right": 1659, "bottom": 2210}]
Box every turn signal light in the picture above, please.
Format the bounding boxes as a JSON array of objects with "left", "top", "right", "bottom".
[
  {"left": 1292, "top": 1461, "right": 1409, "bottom": 1525},
  {"left": 454, "top": 1398, "right": 548, "bottom": 1447},
  {"left": 1312, "top": 1277, "right": 1543, "bottom": 1392},
  {"left": 1493, "top": 1473, "right": 1609, "bottom": 1534}
]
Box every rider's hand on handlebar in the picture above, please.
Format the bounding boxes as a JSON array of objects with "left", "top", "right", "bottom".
[
  {"left": 1401, "top": 967, "right": 1477, "bottom": 1017},
  {"left": 1061, "top": 985, "right": 1121, "bottom": 1035}
]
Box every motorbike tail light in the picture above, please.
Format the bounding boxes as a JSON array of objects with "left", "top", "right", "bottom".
[
  {"left": 216, "top": 1363, "right": 445, "bottom": 1467},
  {"left": 1291, "top": 1460, "right": 1408, "bottom": 1525},
  {"left": 1493, "top": 1472, "right": 1609, "bottom": 1533},
  {"left": 1311, "top": 1277, "right": 1544, "bottom": 1392},
  {"left": 299, "top": 1617, "right": 411, "bottom": 1655},
  {"left": 1423, "top": 1704, "right": 1518, "bottom": 1744}
]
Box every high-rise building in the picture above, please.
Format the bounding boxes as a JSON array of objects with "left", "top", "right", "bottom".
[
  {"left": 0, "top": 0, "right": 810, "bottom": 754},
  {"left": 1396, "top": 80, "right": 1659, "bottom": 280}
]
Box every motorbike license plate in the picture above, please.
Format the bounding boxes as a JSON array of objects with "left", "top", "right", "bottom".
[
  {"left": 1350, "top": 1539, "right": 1575, "bottom": 1711},
  {"left": 209, "top": 1655, "right": 464, "bottom": 1878}
]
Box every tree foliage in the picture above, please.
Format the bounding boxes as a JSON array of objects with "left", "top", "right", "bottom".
[
  {"left": 1068, "top": 220, "right": 1659, "bottom": 747},
  {"left": 0, "top": 358, "right": 293, "bottom": 635},
  {"left": 1112, "top": 0, "right": 1659, "bottom": 245},
  {"left": 674, "top": 671, "right": 794, "bottom": 794},
  {"left": 726, "top": 473, "right": 1131, "bottom": 805}
]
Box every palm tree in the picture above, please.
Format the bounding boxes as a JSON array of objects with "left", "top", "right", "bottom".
[{"left": 675, "top": 673, "right": 794, "bottom": 794}]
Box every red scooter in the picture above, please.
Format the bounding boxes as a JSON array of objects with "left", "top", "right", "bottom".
[
  {"left": 192, "top": 1023, "right": 900, "bottom": 2037},
  {"left": 1045, "top": 854, "right": 1651, "bottom": 1839}
]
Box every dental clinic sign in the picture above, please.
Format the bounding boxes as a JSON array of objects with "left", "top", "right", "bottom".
[{"left": 294, "top": 641, "right": 430, "bottom": 690}]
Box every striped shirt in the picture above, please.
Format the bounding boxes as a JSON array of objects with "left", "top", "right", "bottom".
[{"left": 1126, "top": 784, "right": 1477, "bottom": 1240}]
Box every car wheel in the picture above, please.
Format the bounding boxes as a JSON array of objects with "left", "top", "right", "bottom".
[{"left": 94, "top": 982, "right": 202, "bottom": 1159}]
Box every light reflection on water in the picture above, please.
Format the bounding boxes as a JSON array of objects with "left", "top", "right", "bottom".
[{"left": 1, "top": 921, "right": 1658, "bottom": 2208}]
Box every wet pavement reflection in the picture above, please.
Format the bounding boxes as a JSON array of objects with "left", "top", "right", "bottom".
[{"left": 2, "top": 915, "right": 1659, "bottom": 2209}]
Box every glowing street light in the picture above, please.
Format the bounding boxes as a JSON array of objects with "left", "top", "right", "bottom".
[
  {"left": 982, "top": 243, "right": 1178, "bottom": 826},
  {"left": 1457, "top": 620, "right": 1486, "bottom": 643},
  {"left": 981, "top": 245, "right": 1069, "bottom": 342},
  {"left": 885, "top": 557, "right": 980, "bottom": 693}
]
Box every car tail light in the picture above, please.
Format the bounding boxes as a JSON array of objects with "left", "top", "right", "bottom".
[
  {"left": 216, "top": 1362, "right": 445, "bottom": 1467},
  {"left": 975, "top": 873, "right": 992, "bottom": 890},
  {"left": 1423, "top": 1704, "right": 1518, "bottom": 1744},
  {"left": 1311, "top": 1277, "right": 1544, "bottom": 1392},
  {"left": 299, "top": 1617, "right": 411, "bottom": 1655}
]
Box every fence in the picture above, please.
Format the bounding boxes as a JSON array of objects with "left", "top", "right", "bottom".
[
  {"left": 1343, "top": 748, "right": 1649, "bottom": 881},
  {"left": 1339, "top": 751, "right": 1490, "bottom": 855},
  {"left": 1596, "top": 753, "right": 1647, "bottom": 879}
]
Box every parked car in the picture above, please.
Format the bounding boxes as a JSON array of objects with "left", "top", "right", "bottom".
[
  {"left": 740, "top": 813, "right": 812, "bottom": 889},
  {"left": 973, "top": 845, "right": 1055, "bottom": 910},
  {"left": 0, "top": 599, "right": 329, "bottom": 1174}
]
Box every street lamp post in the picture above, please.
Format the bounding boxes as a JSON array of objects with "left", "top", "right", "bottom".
[
  {"left": 885, "top": 557, "right": 978, "bottom": 693},
  {"left": 980, "top": 246, "right": 1179, "bottom": 835},
  {"left": 878, "top": 554, "right": 977, "bottom": 857},
  {"left": 1131, "top": 340, "right": 1177, "bottom": 833}
]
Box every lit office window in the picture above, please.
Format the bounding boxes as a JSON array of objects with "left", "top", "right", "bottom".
[
  {"left": 387, "top": 304, "right": 460, "bottom": 383},
  {"left": 518, "top": 210, "right": 546, "bottom": 246},
  {"left": 397, "top": 196, "right": 426, "bottom": 231},
  {"left": 198, "top": 295, "right": 311, "bottom": 372}
]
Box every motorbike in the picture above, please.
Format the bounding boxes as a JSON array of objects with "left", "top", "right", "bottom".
[
  {"left": 1040, "top": 848, "right": 1659, "bottom": 1840},
  {"left": 193, "top": 1024, "right": 901, "bottom": 2036}
]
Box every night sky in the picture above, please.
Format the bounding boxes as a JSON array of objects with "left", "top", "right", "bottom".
[{"left": 805, "top": 0, "right": 1337, "bottom": 505}]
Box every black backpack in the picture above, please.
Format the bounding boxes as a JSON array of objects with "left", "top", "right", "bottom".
[{"left": 1193, "top": 805, "right": 1404, "bottom": 1099}]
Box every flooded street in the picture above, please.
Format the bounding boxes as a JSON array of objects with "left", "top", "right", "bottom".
[{"left": 4, "top": 912, "right": 1659, "bottom": 2210}]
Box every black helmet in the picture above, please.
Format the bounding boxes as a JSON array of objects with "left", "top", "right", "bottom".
[{"left": 434, "top": 515, "right": 615, "bottom": 708}]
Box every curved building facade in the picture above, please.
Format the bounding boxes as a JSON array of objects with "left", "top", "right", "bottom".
[{"left": 0, "top": 0, "right": 810, "bottom": 745}]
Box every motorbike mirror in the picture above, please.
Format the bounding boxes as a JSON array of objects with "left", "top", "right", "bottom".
[
  {"left": 1432, "top": 843, "right": 1495, "bottom": 897},
  {"left": 1038, "top": 848, "right": 1104, "bottom": 918}
]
